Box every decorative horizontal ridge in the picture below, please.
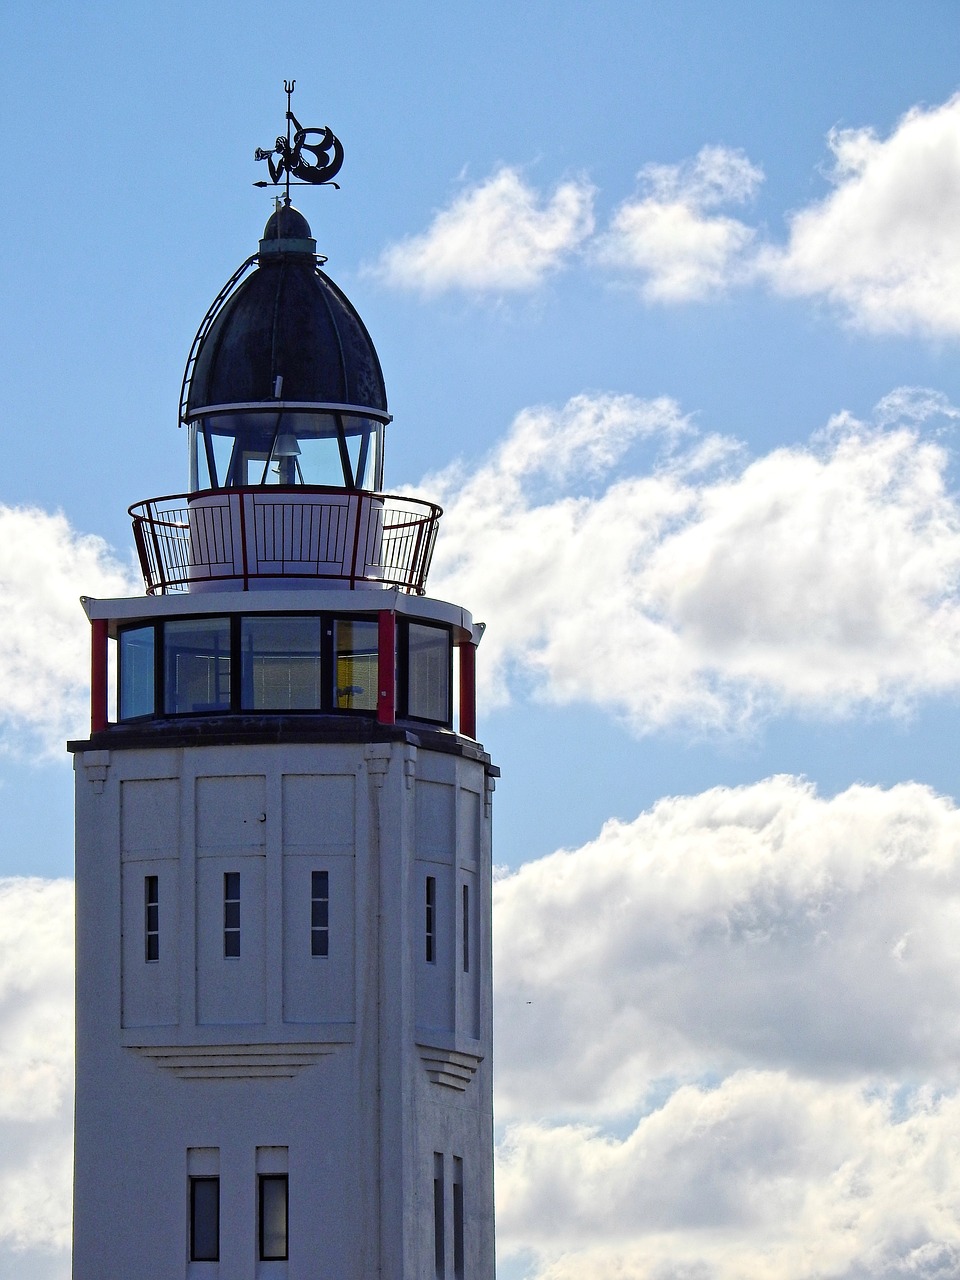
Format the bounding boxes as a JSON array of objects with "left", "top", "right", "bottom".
[
  {"left": 132, "top": 1041, "right": 340, "bottom": 1079},
  {"left": 418, "top": 1045, "right": 483, "bottom": 1092}
]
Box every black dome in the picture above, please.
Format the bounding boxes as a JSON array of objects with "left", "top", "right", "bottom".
[{"left": 184, "top": 206, "right": 387, "bottom": 417}]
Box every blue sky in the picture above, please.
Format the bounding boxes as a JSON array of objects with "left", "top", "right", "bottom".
[{"left": 5, "top": 2, "right": 960, "bottom": 1276}]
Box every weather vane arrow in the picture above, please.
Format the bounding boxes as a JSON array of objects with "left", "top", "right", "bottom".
[{"left": 253, "top": 79, "right": 344, "bottom": 200}]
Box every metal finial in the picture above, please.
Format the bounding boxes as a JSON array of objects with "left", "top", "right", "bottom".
[{"left": 253, "top": 80, "right": 344, "bottom": 194}]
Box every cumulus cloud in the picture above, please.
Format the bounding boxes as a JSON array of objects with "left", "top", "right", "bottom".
[
  {"left": 762, "top": 94, "right": 960, "bottom": 335},
  {"left": 494, "top": 775, "right": 960, "bottom": 1119},
  {"left": 596, "top": 144, "right": 763, "bottom": 300},
  {"left": 371, "top": 166, "right": 595, "bottom": 294},
  {"left": 0, "top": 506, "right": 140, "bottom": 756},
  {"left": 0, "top": 878, "right": 73, "bottom": 1270},
  {"left": 425, "top": 387, "right": 960, "bottom": 731},
  {"left": 497, "top": 1074, "right": 960, "bottom": 1280},
  {"left": 492, "top": 776, "right": 960, "bottom": 1278}
]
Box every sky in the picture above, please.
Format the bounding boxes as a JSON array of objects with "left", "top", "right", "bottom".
[{"left": 3, "top": 1, "right": 960, "bottom": 1275}]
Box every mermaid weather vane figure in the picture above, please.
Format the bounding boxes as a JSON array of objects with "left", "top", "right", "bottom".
[{"left": 254, "top": 80, "right": 344, "bottom": 203}]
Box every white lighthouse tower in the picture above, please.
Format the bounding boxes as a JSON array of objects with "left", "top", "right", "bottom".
[{"left": 70, "top": 110, "right": 496, "bottom": 1280}]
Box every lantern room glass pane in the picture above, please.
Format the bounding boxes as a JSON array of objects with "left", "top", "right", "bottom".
[
  {"left": 119, "top": 626, "right": 155, "bottom": 720},
  {"left": 334, "top": 619, "right": 378, "bottom": 710},
  {"left": 240, "top": 616, "right": 323, "bottom": 710},
  {"left": 407, "top": 624, "right": 450, "bottom": 724},
  {"left": 164, "top": 618, "right": 231, "bottom": 715}
]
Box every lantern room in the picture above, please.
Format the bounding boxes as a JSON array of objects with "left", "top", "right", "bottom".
[{"left": 129, "top": 201, "right": 440, "bottom": 597}]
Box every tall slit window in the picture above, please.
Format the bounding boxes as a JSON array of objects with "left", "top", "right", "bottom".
[
  {"left": 311, "top": 870, "right": 329, "bottom": 957},
  {"left": 462, "top": 884, "right": 469, "bottom": 973},
  {"left": 425, "top": 876, "right": 436, "bottom": 963},
  {"left": 190, "top": 1176, "right": 220, "bottom": 1262},
  {"left": 433, "top": 1153, "right": 445, "bottom": 1279},
  {"left": 144, "top": 875, "right": 159, "bottom": 963},
  {"left": 453, "top": 1157, "right": 464, "bottom": 1280},
  {"left": 259, "top": 1174, "right": 289, "bottom": 1261},
  {"left": 224, "top": 873, "right": 240, "bottom": 958}
]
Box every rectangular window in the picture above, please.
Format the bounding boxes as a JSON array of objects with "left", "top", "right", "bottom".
[
  {"left": 453, "top": 1157, "right": 464, "bottom": 1280},
  {"left": 425, "top": 876, "right": 436, "bottom": 964},
  {"left": 462, "top": 884, "right": 469, "bottom": 973},
  {"left": 406, "top": 623, "right": 451, "bottom": 724},
  {"left": 164, "top": 617, "right": 231, "bottom": 716},
  {"left": 224, "top": 872, "right": 240, "bottom": 958},
  {"left": 259, "top": 1174, "right": 289, "bottom": 1261},
  {"left": 434, "top": 1153, "right": 445, "bottom": 1279},
  {"left": 311, "top": 870, "right": 329, "bottom": 957},
  {"left": 144, "top": 875, "right": 159, "bottom": 963},
  {"left": 119, "top": 625, "right": 156, "bottom": 720},
  {"left": 240, "top": 616, "right": 323, "bottom": 710},
  {"left": 334, "top": 619, "right": 378, "bottom": 711},
  {"left": 190, "top": 1176, "right": 220, "bottom": 1262}
]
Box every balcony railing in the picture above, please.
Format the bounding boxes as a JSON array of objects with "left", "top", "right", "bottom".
[{"left": 129, "top": 487, "right": 442, "bottom": 596}]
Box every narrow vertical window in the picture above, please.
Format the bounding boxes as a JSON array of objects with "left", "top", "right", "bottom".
[
  {"left": 144, "top": 875, "right": 159, "bottom": 963},
  {"left": 224, "top": 872, "right": 240, "bottom": 958},
  {"left": 461, "top": 884, "right": 469, "bottom": 973},
  {"left": 190, "top": 1176, "right": 220, "bottom": 1262},
  {"left": 259, "top": 1174, "right": 289, "bottom": 1261},
  {"left": 311, "top": 870, "right": 329, "bottom": 957},
  {"left": 433, "top": 1152, "right": 445, "bottom": 1279},
  {"left": 453, "top": 1157, "right": 464, "bottom": 1280},
  {"left": 425, "top": 876, "right": 436, "bottom": 964}
]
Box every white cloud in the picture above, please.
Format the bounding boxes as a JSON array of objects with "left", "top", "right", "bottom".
[
  {"left": 425, "top": 387, "right": 960, "bottom": 731},
  {"left": 497, "top": 1074, "right": 960, "bottom": 1280},
  {"left": 762, "top": 94, "right": 960, "bottom": 335},
  {"left": 0, "top": 878, "right": 73, "bottom": 1269},
  {"left": 492, "top": 776, "right": 960, "bottom": 1278},
  {"left": 595, "top": 145, "right": 763, "bottom": 300},
  {"left": 371, "top": 167, "right": 595, "bottom": 294},
  {"left": 494, "top": 775, "right": 960, "bottom": 1120},
  {"left": 0, "top": 506, "right": 140, "bottom": 756}
]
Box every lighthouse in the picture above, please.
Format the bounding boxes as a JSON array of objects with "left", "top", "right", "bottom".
[{"left": 69, "top": 99, "right": 496, "bottom": 1280}]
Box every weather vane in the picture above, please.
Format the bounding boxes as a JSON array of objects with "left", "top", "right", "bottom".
[{"left": 254, "top": 79, "right": 344, "bottom": 203}]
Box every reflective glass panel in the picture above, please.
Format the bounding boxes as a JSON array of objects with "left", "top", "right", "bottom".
[
  {"left": 407, "top": 624, "right": 450, "bottom": 724},
  {"left": 164, "top": 618, "right": 231, "bottom": 715},
  {"left": 240, "top": 616, "right": 322, "bottom": 710},
  {"left": 119, "top": 626, "right": 155, "bottom": 720},
  {"left": 190, "top": 1177, "right": 220, "bottom": 1262},
  {"left": 259, "top": 1175, "right": 288, "bottom": 1261},
  {"left": 334, "top": 619, "right": 378, "bottom": 710}
]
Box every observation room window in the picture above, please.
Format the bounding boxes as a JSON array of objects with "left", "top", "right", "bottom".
[
  {"left": 405, "top": 623, "right": 451, "bottom": 723},
  {"left": 241, "top": 616, "right": 323, "bottom": 710},
  {"left": 118, "top": 625, "right": 155, "bottom": 720},
  {"left": 164, "top": 618, "right": 231, "bottom": 715},
  {"left": 334, "top": 619, "right": 378, "bottom": 711}
]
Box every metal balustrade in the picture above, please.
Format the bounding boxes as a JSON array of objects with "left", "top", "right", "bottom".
[{"left": 130, "top": 487, "right": 441, "bottom": 595}]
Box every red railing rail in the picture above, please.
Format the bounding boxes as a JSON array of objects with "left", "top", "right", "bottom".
[{"left": 129, "top": 487, "right": 442, "bottom": 596}]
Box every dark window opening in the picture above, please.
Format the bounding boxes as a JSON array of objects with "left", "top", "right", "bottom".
[
  {"left": 190, "top": 1176, "right": 220, "bottom": 1262},
  {"left": 462, "top": 884, "right": 469, "bottom": 973},
  {"left": 453, "top": 1157, "right": 464, "bottom": 1280},
  {"left": 311, "top": 870, "right": 329, "bottom": 957},
  {"left": 259, "top": 1174, "right": 289, "bottom": 1261},
  {"left": 224, "top": 872, "right": 240, "bottom": 958},
  {"left": 434, "top": 1153, "right": 445, "bottom": 1279},
  {"left": 144, "top": 875, "right": 159, "bottom": 963},
  {"left": 425, "top": 876, "right": 436, "bottom": 964}
]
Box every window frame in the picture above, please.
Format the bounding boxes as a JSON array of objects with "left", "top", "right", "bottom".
[
  {"left": 399, "top": 619, "right": 453, "bottom": 726},
  {"left": 258, "top": 1173, "right": 289, "bottom": 1262},
  {"left": 189, "top": 1175, "right": 220, "bottom": 1262}
]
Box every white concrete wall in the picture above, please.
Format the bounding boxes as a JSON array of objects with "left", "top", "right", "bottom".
[{"left": 73, "top": 736, "right": 495, "bottom": 1280}]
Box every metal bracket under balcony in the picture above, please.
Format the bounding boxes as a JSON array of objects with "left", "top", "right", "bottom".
[{"left": 129, "top": 487, "right": 441, "bottom": 596}]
